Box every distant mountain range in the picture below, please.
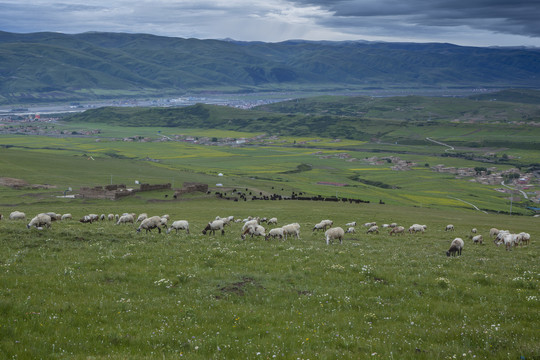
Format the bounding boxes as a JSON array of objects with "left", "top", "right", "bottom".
[{"left": 1, "top": 31, "right": 540, "bottom": 104}]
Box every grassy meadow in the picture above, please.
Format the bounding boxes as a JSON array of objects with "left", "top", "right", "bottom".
[
  {"left": 0, "top": 116, "right": 539, "bottom": 359},
  {"left": 0, "top": 198, "right": 538, "bottom": 359}
]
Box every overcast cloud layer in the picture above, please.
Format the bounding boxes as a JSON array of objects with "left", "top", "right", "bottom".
[{"left": 1, "top": 0, "right": 539, "bottom": 47}]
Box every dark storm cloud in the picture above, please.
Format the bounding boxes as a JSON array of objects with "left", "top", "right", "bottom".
[{"left": 290, "top": 0, "right": 540, "bottom": 37}]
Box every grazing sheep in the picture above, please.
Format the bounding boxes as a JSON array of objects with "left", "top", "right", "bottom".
[
  {"left": 202, "top": 220, "right": 225, "bottom": 236},
  {"left": 408, "top": 224, "right": 426, "bottom": 233},
  {"left": 265, "top": 227, "right": 284, "bottom": 240},
  {"left": 9, "top": 211, "right": 26, "bottom": 220},
  {"left": 366, "top": 225, "right": 379, "bottom": 234},
  {"left": 345, "top": 227, "right": 356, "bottom": 234},
  {"left": 518, "top": 232, "right": 530, "bottom": 246},
  {"left": 389, "top": 223, "right": 398, "bottom": 228},
  {"left": 472, "top": 234, "right": 483, "bottom": 244},
  {"left": 115, "top": 214, "right": 119, "bottom": 221},
  {"left": 241, "top": 224, "right": 266, "bottom": 240},
  {"left": 27, "top": 213, "right": 52, "bottom": 229},
  {"left": 242, "top": 219, "right": 259, "bottom": 231},
  {"left": 167, "top": 220, "right": 190, "bottom": 234},
  {"left": 282, "top": 223, "right": 301, "bottom": 240},
  {"left": 313, "top": 219, "right": 333, "bottom": 231},
  {"left": 389, "top": 226, "right": 405, "bottom": 235},
  {"left": 100, "top": 214, "right": 106, "bottom": 221},
  {"left": 137, "top": 216, "right": 163, "bottom": 234},
  {"left": 363, "top": 222, "right": 376, "bottom": 227},
  {"left": 471, "top": 228, "right": 477, "bottom": 234},
  {"left": 495, "top": 232, "right": 519, "bottom": 251},
  {"left": 136, "top": 213, "right": 148, "bottom": 223},
  {"left": 345, "top": 221, "right": 357, "bottom": 227},
  {"left": 45, "top": 212, "right": 61, "bottom": 221},
  {"left": 108, "top": 214, "right": 115, "bottom": 221},
  {"left": 489, "top": 228, "right": 499, "bottom": 237},
  {"left": 61, "top": 213, "right": 72, "bottom": 221},
  {"left": 382, "top": 224, "right": 390, "bottom": 228},
  {"left": 446, "top": 238, "right": 464, "bottom": 256},
  {"left": 445, "top": 224, "right": 455, "bottom": 231},
  {"left": 325, "top": 227, "right": 345, "bottom": 245},
  {"left": 79, "top": 215, "right": 95, "bottom": 223},
  {"left": 116, "top": 214, "right": 135, "bottom": 225},
  {"left": 267, "top": 217, "right": 278, "bottom": 225}
]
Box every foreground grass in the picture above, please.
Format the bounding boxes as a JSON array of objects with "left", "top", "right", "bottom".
[{"left": 0, "top": 199, "right": 538, "bottom": 359}]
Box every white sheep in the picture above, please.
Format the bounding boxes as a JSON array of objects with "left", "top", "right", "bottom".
[
  {"left": 167, "top": 220, "right": 190, "bottom": 234},
  {"left": 27, "top": 213, "right": 52, "bottom": 229},
  {"left": 366, "top": 225, "right": 379, "bottom": 234},
  {"left": 241, "top": 224, "right": 266, "bottom": 240},
  {"left": 446, "top": 237, "right": 464, "bottom": 256},
  {"left": 137, "top": 216, "right": 163, "bottom": 234},
  {"left": 61, "top": 213, "right": 72, "bottom": 221},
  {"left": 136, "top": 213, "right": 148, "bottom": 222},
  {"left": 45, "top": 212, "right": 61, "bottom": 221},
  {"left": 282, "top": 223, "right": 301, "bottom": 240},
  {"left": 345, "top": 221, "right": 357, "bottom": 227},
  {"left": 267, "top": 217, "right": 278, "bottom": 225},
  {"left": 445, "top": 224, "right": 455, "bottom": 231},
  {"left": 389, "top": 226, "right": 405, "bottom": 235},
  {"left": 495, "top": 232, "right": 519, "bottom": 251},
  {"left": 265, "top": 227, "right": 284, "bottom": 240},
  {"left": 108, "top": 213, "right": 115, "bottom": 221},
  {"left": 242, "top": 219, "right": 259, "bottom": 231},
  {"left": 202, "top": 220, "right": 225, "bottom": 235},
  {"left": 363, "top": 222, "right": 376, "bottom": 227},
  {"left": 409, "top": 224, "right": 426, "bottom": 233},
  {"left": 313, "top": 219, "right": 333, "bottom": 231},
  {"left": 345, "top": 227, "right": 356, "bottom": 234},
  {"left": 79, "top": 215, "right": 94, "bottom": 223},
  {"left": 489, "top": 228, "right": 499, "bottom": 237},
  {"left": 471, "top": 228, "right": 477, "bottom": 234},
  {"left": 389, "top": 223, "right": 398, "bottom": 228},
  {"left": 116, "top": 214, "right": 135, "bottom": 225},
  {"left": 100, "top": 214, "right": 106, "bottom": 221},
  {"left": 472, "top": 234, "right": 483, "bottom": 244},
  {"left": 9, "top": 211, "right": 26, "bottom": 220},
  {"left": 325, "top": 227, "right": 345, "bottom": 245},
  {"left": 518, "top": 232, "right": 530, "bottom": 246}
]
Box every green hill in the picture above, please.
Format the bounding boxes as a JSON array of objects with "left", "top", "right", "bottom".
[
  {"left": 1, "top": 31, "right": 540, "bottom": 103},
  {"left": 65, "top": 93, "right": 540, "bottom": 149}
]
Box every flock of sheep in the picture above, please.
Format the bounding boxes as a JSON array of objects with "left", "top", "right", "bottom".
[{"left": 2, "top": 210, "right": 531, "bottom": 255}]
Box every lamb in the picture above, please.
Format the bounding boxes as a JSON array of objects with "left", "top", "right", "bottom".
[
  {"left": 61, "top": 213, "right": 72, "bottom": 220},
  {"left": 345, "top": 227, "right": 356, "bottom": 234},
  {"left": 136, "top": 213, "right": 148, "bottom": 222},
  {"left": 325, "top": 227, "right": 345, "bottom": 245},
  {"left": 445, "top": 224, "right": 455, "bottom": 231},
  {"left": 241, "top": 224, "right": 266, "bottom": 240},
  {"left": 267, "top": 217, "right": 278, "bottom": 225},
  {"left": 282, "top": 223, "right": 301, "bottom": 240},
  {"left": 167, "top": 220, "right": 190, "bottom": 234},
  {"left": 366, "top": 225, "right": 379, "bottom": 234},
  {"left": 313, "top": 219, "right": 333, "bottom": 231},
  {"left": 265, "top": 227, "right": 284, "bottom": 240},
  {"left": 345, "top": 221, "right": 357, "bottom": 227},
  {"left": 9, "top": 211, "right": 26, "bottom": 220},
  {"left": 116, "top": 214, "right": 135, "bottom": 225},
  {"left": 472, "top": 234, "right": 483, "bottom": 244},
  {"left": 446, "top": 237, "right": 464, "bottom": 256},
  {"left": 137, "top": 216, "right": 163, "bottom": 234},
  {"left": 389, "top": 226, "right": 405, "bottom": 235},
  {"left": 27, "top": 213, "right": 52, "bottom": 229},
  {"left": 202, "top": 220, "right": 225, "bottom": 235}
]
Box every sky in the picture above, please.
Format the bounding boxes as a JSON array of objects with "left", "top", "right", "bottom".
[{"left": 1, "top": 0, "right": 539, "bottom": 47}]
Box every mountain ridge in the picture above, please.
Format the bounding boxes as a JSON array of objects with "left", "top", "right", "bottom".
[{"left": 1, "top": 31, "right": 540, "bottom": 104}]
